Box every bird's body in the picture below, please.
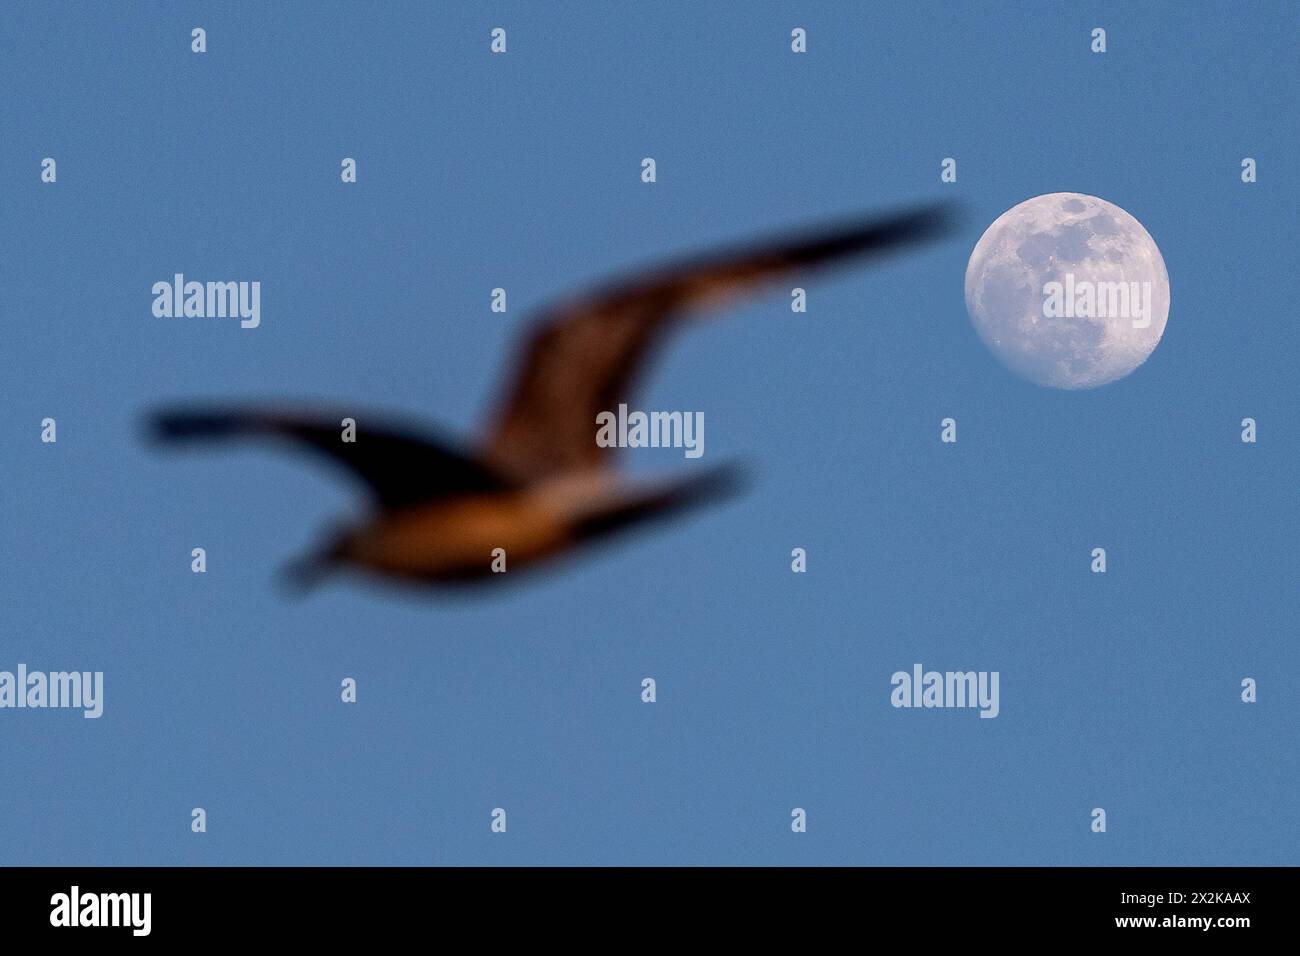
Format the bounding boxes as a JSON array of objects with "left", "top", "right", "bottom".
[
  {"left": 346, "top": 491, "right": 566, "bottom": 581},
  {"left": 341, "top": 473, "right": 616, "bottom": 581},
  {"left": 149, "top": 203, "right": 958, "bottom": 592}
]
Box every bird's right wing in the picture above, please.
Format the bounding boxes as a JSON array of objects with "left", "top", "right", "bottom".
[
  {"left": 149, "top": 405, "right": 513, "bottom": 510},
  {"left": 479, "top": 202, "right": 959, "bottom": 482}
]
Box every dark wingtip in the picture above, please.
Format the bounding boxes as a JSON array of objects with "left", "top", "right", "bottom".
[
  {"left": 144, "top": 408, "right": 248, "bottom": 445},
  {"left": 777, "top": 199, "right": 965, "bottom": 269},
  {"left": 858, "top": 198, "right": 965, "bottom": 247},
  {"left": 904, "top": 198, "right": 965, "bottom": 237}
]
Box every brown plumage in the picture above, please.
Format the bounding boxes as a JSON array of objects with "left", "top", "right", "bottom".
[{"left": 149, "top": 202, "right": 958, "bottom": 590}]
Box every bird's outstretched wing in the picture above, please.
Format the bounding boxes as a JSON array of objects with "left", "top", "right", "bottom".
[
  {"left": 480, "top": 201, "right": 960, "bottom": 481},
  {"left": 570, "top": 462, "right": 749, "bottom": 543},
  {"left": 149, "top": 406, "right": 512, "bottom": 510}
]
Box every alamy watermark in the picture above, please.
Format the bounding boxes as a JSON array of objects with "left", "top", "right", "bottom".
[
  {"left": 50, "top": 886, "right": 150, "bottom": 936},
  {"left": 890, "top": 663, "right": 999, "bottom": 718},
  {"left": 1043, "top": 273, "right": 1151, "bottom": 329},
  {"left": 596, "top": 403, "right": 704, "bottom": 458},
  {"left": 0, "top": 664, "right": 103, "bottom": 718},
  {"left": 152, "top": 274, "right": 261, "bottom": 328}
]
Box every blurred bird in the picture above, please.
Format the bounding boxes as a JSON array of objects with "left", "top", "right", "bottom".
[{"left": 149, "top": 202, "right": 959, "bottom": 590}]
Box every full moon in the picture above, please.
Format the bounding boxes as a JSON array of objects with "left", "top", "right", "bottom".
[{"left": 964, "top": 193, "right": 1170, "bottom": 389}]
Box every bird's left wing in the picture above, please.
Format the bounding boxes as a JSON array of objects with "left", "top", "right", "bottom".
[
  {"left": 149, "top": 405, "right": 513, "bottom": 510},
  {"left": 479, "top": 202, "right": 960, "bottom": 482}
]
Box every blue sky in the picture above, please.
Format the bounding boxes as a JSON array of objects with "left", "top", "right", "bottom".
[{"left": 2, "top": 1, "right": 1296, "bottom": 865}]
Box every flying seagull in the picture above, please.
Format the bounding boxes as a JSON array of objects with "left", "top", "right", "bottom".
[{"left": 149, "top": 202, "right": 958, "bottom": 590}]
